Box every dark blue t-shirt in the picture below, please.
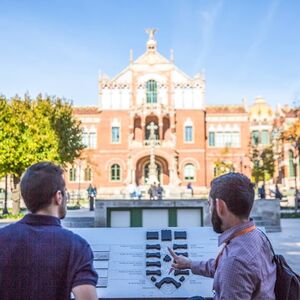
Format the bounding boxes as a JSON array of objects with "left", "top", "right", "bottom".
[{"left": 0, "top": 214, "right": 98, "bottom": 300}]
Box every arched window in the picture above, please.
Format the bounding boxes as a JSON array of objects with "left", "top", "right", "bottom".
[
  {"left": 146, "top": 80, "right": 157, "bottom": 103},
  {"left": 69, "top": 167, "right": 77, "bottom": 182},
  {"left": 184, "top": 164, "right": 195, "bottom": 181},
  {"left": 289, "top": 150, "right": 295, "bottom": 177},
  {"left": 84, "top": 167, "right": 92, "bottom": 181},
  {"left": 111, "top": 164, "right": 121, "bottom": 181}
]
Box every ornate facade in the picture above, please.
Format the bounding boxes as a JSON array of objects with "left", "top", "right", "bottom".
[{"left": 65, "top": 31, "right": 299, "bottom": 198}]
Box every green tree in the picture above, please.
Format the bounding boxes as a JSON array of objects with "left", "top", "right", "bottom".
[
  {"left": 50, "top": 97, "right": 84, "bottom": 165},
  {"left": 249, "top": 145, "right": 275, "bottom": 184},
  {"left": 282, "top": 119, "right": 300, "bottom": 212},
  {"left": 0, "top": 94, "right": 85, "bottom": 214},
  {"left": 213, "top": 160, "right": 235, "bottom": 178}
]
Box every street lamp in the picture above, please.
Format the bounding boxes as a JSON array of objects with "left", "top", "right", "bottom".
[
  {"left": 77, "top": 161, "right": 82, "bottom": 206},
  {"left": 294, "top": 138, "right": 300, "bottom": 212}
]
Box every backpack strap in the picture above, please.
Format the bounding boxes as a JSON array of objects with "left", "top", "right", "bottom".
[
  {"left": 215, "top": 225, "right": 256, "bottom": 269},
  {"left": 257, "top": 228, "right": 276, "bottom": 257}
]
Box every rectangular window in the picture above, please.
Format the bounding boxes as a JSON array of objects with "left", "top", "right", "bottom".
[
  {"left": 89, "top": 132, "right": 97, "bottom": 148},
  {"left": 208, "top": 132, "right": 215, "bottom": 146},
  {"left": 112, "top": 127, "right": 120, "bottom": 143},
  {"left": 185, "top": 126, "right": 193, "bottom": 142},
  {"left": 83, "top": 131, "right": 97, "bottom": 148},
  {"left": 82, "top": 132, "right": 88, "bottom": 147},
  {"left": 213, "top": 131, "right": 240, "bottom": 148},
  {"left": 261, "top": 130, "right": 269, "bottom": 145},
  {"left": 146, "top": 80, "right": 157, "bottom": 103},
  {"left": 69, "top": 168, "right": 76, "bottom": 182},
  {"left": 224, "top": 132, "right": 232, "bottom": 147},
  {"left": 252, "top": 131, "right": 259, "bottom": 145},
  {"left": 84, "top": 168, "right": 92, "bottom": 181},
  {"left": 215, "top": 132, "right": 223, "bottom": 147},
  {"left": 231, "top": 132, "right": 240, "bottom": 147}
]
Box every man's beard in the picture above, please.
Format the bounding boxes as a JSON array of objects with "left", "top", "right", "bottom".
[
  {"left": 211, "top": 206, "right": 223, "bottom": 233},
  {"left": 58, "top": 196, "right": 67, "bottom": 219}
]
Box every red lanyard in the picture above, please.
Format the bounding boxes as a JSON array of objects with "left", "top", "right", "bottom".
[{"left": 215, "top": 225, "right": 256, "bottom": 269}]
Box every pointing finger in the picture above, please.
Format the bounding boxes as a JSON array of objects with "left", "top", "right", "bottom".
[{"left": 168, "top": 246, "right": 178, "bottom": 259}]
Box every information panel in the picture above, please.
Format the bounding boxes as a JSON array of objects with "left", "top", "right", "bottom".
[{"left": 72, "top": 227, "right": 220, "bottom": 299}]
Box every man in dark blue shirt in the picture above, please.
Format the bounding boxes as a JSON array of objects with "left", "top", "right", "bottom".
[{"left": 0, "top": 162, "right": 98, "bottom": 300}]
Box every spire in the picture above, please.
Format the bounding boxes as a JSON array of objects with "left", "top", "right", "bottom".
[
  {"left": 145, "top": 28, "right": 158, "bottom": 52},
  {"left": 170, "top": 48, "right": 174, "bottom": 62},
  {"left": 242, "top": 97, "right": 248, "bottom": 112}
]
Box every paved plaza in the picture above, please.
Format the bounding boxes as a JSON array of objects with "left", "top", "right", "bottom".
[
  {"left": 268, "top": 218, "right": 300, "bottom": 273},
  {"left": 1, "top": 209, "right": 300, "bottom": 273}
]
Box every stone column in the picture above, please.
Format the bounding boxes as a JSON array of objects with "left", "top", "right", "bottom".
[
  {"left": 141, "top": 118, "right": 145, "bottom": 141},
  {"left": 171, "top": 156, "right": 180, "bottom": 186},
  {"left": 169, "top": 111, "right": 175, "bottom": 133},
  {"left": 159, "top": 119, "right": 163, "bottom": 141},
  {"left": 125, "top": 156, "right": 134, "bottom": 184}
]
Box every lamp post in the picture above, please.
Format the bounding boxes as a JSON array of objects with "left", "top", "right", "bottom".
[
  {"left": 77, "top": 161, "right": 82, "bottom": 206},
  {"left": 294, "top": 138, "right": 300, "bottom": 213}
]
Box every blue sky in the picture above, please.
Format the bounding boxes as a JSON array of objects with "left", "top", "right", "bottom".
[{"left": 0, "top": 0, "right": 299, "bottom": 107}]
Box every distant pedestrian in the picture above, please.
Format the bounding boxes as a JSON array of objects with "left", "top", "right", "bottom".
[
  {"left": 187, "top": 182, "right": 194, "bottom": 196},
  {"left": 148, "top": 183, "right": 156, "bottom": 200},
  {"left": 258, "top": 183, "right": 266, "bottom": 199},
  {"left": 156, "top": 183, "right": 164, "bottom": 200},
  {"left": 270, "top": 184, "right": 282, "bottom": 200},
  {"left": 135, "top": 183, "right": 142, "bottom": 200},
  {"left": 87, "top": 184, "right": 96, "bottom": 211},
  {"left": 296, "top": 189, "right": 300, "bottom": 208}
]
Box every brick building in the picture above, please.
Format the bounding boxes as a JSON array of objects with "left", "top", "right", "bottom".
[{"left": 65, "top": 31, "right": 299, "bottom": 199}]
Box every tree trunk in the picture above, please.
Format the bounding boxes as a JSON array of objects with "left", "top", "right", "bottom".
[{"left": 12, "top": 175, "right": 21, "bottom": 215}]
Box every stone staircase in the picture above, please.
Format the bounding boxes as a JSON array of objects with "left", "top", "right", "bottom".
[{"left": 251, "top": 215, "right": 281, "bottom": 232}]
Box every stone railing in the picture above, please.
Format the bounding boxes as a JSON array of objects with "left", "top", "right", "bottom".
[
  {"left": 143, "top": 140, "right": 161, "bottom": 146},
  {"left": 131, "top": 103, "right": 168, "bottom": 116}
]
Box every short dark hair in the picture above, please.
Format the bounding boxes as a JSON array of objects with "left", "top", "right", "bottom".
[
  {"left": 209, "top": 172, "right": 255, "bottom": 218},
  {"left": 21, "top": 162, "right": 65, "bottom": 213}
]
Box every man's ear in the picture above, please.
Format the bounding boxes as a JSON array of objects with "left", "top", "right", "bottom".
[
  {"left": 215, "top": 198, "right": 227, "bottom": 217},
  {"left": 53, "top": 191, "right": 63, "bottom": 206}
]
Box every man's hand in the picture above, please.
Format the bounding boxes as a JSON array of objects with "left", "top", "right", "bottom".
[
  {"left": 72, "top": 284, "right": 98, "bottom": 300},
  {"left": 168, "top": 247, "right": 192, "bottom": 269}
]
